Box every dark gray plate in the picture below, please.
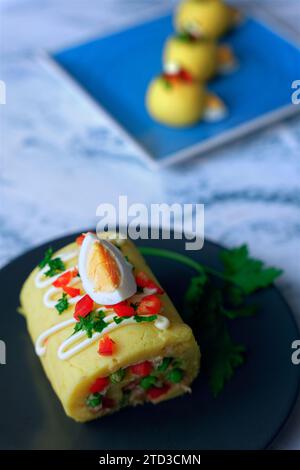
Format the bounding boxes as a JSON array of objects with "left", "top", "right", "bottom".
[{"left": 0, "top": 233, "right": 299, "bottom": 450}]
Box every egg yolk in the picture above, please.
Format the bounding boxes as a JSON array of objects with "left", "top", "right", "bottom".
[{"left": 87, "top": 242, "right": 121, "bottom": 292}]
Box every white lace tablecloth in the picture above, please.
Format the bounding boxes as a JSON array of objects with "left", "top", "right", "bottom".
[{"left": 1, "top": 0, "right": 300, "bottom": 449}]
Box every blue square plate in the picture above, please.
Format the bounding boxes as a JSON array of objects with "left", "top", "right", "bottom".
[{"left": 52, "top": 13, "right": 300, "bottom": 167}]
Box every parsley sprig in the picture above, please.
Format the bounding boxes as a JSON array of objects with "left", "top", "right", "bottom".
[
  {"left": 73, "top": 310, "right": 107, "bottom": 338},
  {"left": 55, "top": 293, "right": 69, "bottom": 314},
  {"left": 38, "top": 248, "right": 53, "bottom": 268},
  {"left": 113, "top": 314, "right": 158, "bottom": 325},
  {"left": 139, "top": 245, "right": 282, "bottom": 397},
  {"left": 39, "top": 247, "right": 66, "bottom": 277}
]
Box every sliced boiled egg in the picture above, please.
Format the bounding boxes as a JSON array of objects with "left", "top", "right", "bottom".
[
  {"left": 78, "top": 233, "right": 136, "bottom": 305},
  {"left": 218, "top": 45, "right": 238, "bottom": 74},
  {"left": 203, "top": 93, "right": 227, "bottom": 122}
]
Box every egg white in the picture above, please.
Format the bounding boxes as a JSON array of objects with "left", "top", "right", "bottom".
[
  {"left": 78, "top": 234, "right": 136, "bottom": 305},
  {"left": 203, "top": 103, "right": 227, "bottom": 122}
]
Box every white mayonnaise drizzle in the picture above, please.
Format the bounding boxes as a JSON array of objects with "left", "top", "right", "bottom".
[
  {"left": 43, "top": 275, "right": 82, "bottom": 308},
  {"left": 34, "top": 250, "right": 78, "bottom": 288},
  {"left": 35, "top": 318, "right": 75, "bottom": 356},
  {"left": 35, "top": 311, "right": 170, "bottom": 360}
]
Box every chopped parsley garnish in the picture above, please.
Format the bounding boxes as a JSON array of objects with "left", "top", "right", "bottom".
[
  {"left": 113, "top": 314, "right": 157, "bottom": 325},
  {"left": 157, "top": 357, "right": 172, "bottom": 372},
  {"left": 139, "top": 244, "right": 282, "bottom": 397},
  {"left": 55, "top": 293, "right": 69, "bottom": 314},
  {"left": 110, "top": 368, "right": 126, "bottom": 384},
  {"left": 39, "top": 247, "right": 66, "bottom": 277},
  {"left": 167, "top": 368, "right": 184, "bottom": 384},
  {"left": 44, "top": 257, "right": 66, "bottom": 277},
  {"left": 39, "top": 247, "right": 54, "bottom": 269},
  {"left": 86, "top": 393, "right": 102, "bottom": 408},
  {"left": 113, "top": 316, "right": 127, "bottom": 325},
  {"left": 140, "top": 375, "right": 157, "bottom": 390},
  {"left": 73, "top": 310, "right": 107, "bottom": 338},
  {"left": 134, "top": 315, "right": 158, "bottom": 323}
]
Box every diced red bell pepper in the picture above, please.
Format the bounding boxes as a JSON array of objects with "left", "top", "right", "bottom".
[
  {"left": 52, "top": 270, "right": 72, "bottom": 288},
  {"left": 179, "top": 69, "right": 193, "bottom": 82},
  {"left": 135, "top": 271, "right": 152, "bottom": 288},
  {"left": 130, "top": 361, "right": 153, "bottom": 377},
  {"left": 98, "top": 335, "right": 115, "bottom": 356},
  {"left": 135, "top": 272, "right": 164, "bottom": 295},
  {"left": 76, "top": 234, "right": 85, "bottom": 246},
  {"left": 74, "top": 294, "right": 94, "bottom": 321},
  {"left": 72, "top": 267, "right": 79, "bottom": 277},
  {"left": 147, "top": 384, "right": 170, "bottom": 400},
  {"left": 76, "top": 232, "right": 96, "bottom": 246},
  {"left": 106, "top": 301, "right": 135, "bottom": 317},
  {"left": 63, "top": 285, "right": 81, "bottom": 298},
  {"left": 136, "top": 295, "right": 162, "bottom": 315},
  {"left": 52, "top": 268, "right": 78, "bottom": 288},
  {"left": 89, "top": 376, "right": 109, "bottom": 394},
  {"left": 163, "top": 68, "right": 193, "bottom": 84}
]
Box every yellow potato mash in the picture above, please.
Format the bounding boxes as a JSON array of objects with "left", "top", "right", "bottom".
[
  {"left": 146, "top": 73, "right": 206, "bottom": 127},
  {"left": 175, "top": 0, "right": 237, "bottom": 40},
  {"left": 164, "top": 34, "right": 218, "bottom": 81}
]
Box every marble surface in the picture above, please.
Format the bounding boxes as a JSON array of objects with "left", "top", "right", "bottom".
[{"left": 1, "top": 0, "right": 300, "bottom": 449}]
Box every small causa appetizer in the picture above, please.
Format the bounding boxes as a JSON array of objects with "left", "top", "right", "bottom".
[
  {"left": 175, "top": 0, "right": 241, "bottom": 40},
  {"left": 20, "top": 232, "right": 200, "bottom": 422},
  {"left": 146, "top": 64, "right": 227, "bottom": 127},
  {"left": 164, "top": 32, "right": 237, "bottom": 81}
]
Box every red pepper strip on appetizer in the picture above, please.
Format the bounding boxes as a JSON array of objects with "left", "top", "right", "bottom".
[
  {"left": 106, "top": 301, "right": 135, "bottom": 317},
  {"left": 52, "top": 268, "right": 78, "bottom": 288},
  {"left": 89, "top": 377, "right": 110, "bottom": 394},
  {"left": 163, "top": 68, "right": 193, "bottom": 85},
  {"left": 63, "top": 285, "right": 81, "bottom": 298},
  {"left": 135, "top": 271, "right": 164, "bottom": 295},
  {"left": 76, "top": 232, "right": 96, "bottom": 246},
  {"left": 130, "top": 361, "right": 153, "bottom": 377},
  {"left": 147, "top": 384, "right": 170, "bottom": 400},
  {"left": 74, "top": 294, "right": 94, "bottom": 321},
  {"left": 98, "top": 335, "right": 115, "bottom": 356},
  {"left": 136, "top": 295, "right": 162, "bottom": 315}
]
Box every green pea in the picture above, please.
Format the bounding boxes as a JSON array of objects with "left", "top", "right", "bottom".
[
  {"left": 157, "top": 357, "right": 172, "bottom": 372},
  {"left": 86, "top": 393, "right": 102, "bottom": 408},
  {"left": 140, "top": 375, "right": 157, "bottom": 390},
  {"left": 110, "top": 368, "right": 126, "bottom": 384},
  {"left": 167, "top": 368, "right": 184, "bottom": 384}
]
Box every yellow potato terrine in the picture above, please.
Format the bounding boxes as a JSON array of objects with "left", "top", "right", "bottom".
[{"left": 20, "top": 232, "right": 200, "bottom": 422}]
